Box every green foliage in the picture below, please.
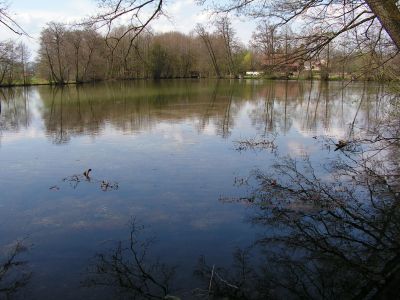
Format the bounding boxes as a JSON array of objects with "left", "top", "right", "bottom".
[{"left": 150, "top": 42, "right": 170, "bottom": 79}]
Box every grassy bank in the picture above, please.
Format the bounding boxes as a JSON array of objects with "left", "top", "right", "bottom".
[{"left": 0, "top": 73, "right": 396, "bottom": 88}]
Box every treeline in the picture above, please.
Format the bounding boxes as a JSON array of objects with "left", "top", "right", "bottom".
[
  {"left": 1, "top": 16, "right": 399, "bottom": 86},
  {"left": 249, "top": 21, "right": 400, "bottom": 81},
  {"left": 36, "top": 17, "right": 252, "bottom": 84},
  {"left": 34, "top": 18, "right": 400, "bottom": 83},
  {"left": 0, "top": 40, "right": 31, "bottom": 86}
]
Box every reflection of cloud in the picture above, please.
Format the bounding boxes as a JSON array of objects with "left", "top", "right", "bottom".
[
  {"left": 156, "top": 122, "right": 197, "bottom": 148},
  {"left": 1, "top": 128, "right": 46, "bottom": 144},
  {"left": 203, "top": 123, "right": 217, "bottom": 136},
  {"left": 1, "top": 92, "right": 45, "bottom": 144},
  {"left": 32, "top": 217, "right": 61, "bottom": 227},
  {"left": 287, "top": 141, "right": 307, "bottom": 157},
  {"left": 294, "top": 120, "right": 348, "bottom": 140},
  {"left": 172, "top": 132, "right": 184, "bottom": 144},
  {"left": 286, "top": 140, "right": 320, "bottom": 157},
  {"left": 292, "top": 118, "right": 348, "bottom": 140},
  {"left": 322, "top": 127, "right": 348, "bottom": 139},
  {"left": 190, "top": 210, "right": 238, "bottom": 230},
  {"left": 145, "top": 211, "right": 172, "bottom": 223}
]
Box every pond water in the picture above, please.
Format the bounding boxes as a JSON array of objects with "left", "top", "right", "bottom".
[{"left": 0, "top": 80, "right": 390, "bottom": 299}]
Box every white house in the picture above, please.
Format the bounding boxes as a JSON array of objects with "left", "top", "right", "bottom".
[{"left": 246, "top": 71, "right": 264, "bottom": 76}]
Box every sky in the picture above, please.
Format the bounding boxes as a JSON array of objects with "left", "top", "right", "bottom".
[{"left": 1, "top": 0, "right": 257, "bottom": 58}]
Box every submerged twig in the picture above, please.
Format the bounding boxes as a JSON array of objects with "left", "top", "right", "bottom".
[{"left": 58, "top": 169, "right": 119, "bottom": 192}]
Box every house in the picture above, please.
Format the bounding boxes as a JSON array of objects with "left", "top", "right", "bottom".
[
  {"left": 246, "top": 71, "right": 264, "bottom": 76},
  {"left": 261, "top": 53, "right": 302, "bottom": 72},
  {"left": 304, "top": 59, "right": 327, "bottom": 71}
]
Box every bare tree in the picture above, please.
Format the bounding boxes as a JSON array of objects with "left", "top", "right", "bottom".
[
  {"left": 80, "top": 0, "right": 163, "bottom": 78},
  {"left": 0, "top": 1, "right": 26, "bottom": 35},
  {"left": 67, "top": 30, "right": 83, "bottom": 83},
  {"left": 251, "top": 21, "right": 282, "bottom": 73},
  {"left": 365, "top": 0, "right": 400, "bottom": 49},
  {"left": 81, "top": 28, "right": 104, "bottom": 81},
  {"left": 215, "top": 16, "right": 238, "bottom": 77},
  {"left": 16, "top": 42, "right": 30, "bottom": 85},
  {"left": 0, "top": 41, "right": 14, "bottom": 85},
  {"left": 198, "top": 0, "right": 400, "bottom": 77},
  {"left": 39, "top": 23, "right": 69, "bottom": 84},
  {"left": 0, "top": 40, "right": 31, "bottom": 86},
  {"left": 195, "top": 24, "right": 222, "bottom": 78}
]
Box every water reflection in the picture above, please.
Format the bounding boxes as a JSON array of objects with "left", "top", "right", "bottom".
[
  {"left": 220, "top": 108, "right": 400, "bottom": 299},
  {"left": 0, "top": 241, "right": 31, "bottom": 299},
  {"left": 85, "top": 133, "right": 400, "bottom": 299},
  {"left": 84, "top": 218, "right": 263, "bottom": 299},
  {"left": 39, "top": 81, "right": 245, "bottom": 143},
  {"left": 0, "top": 80, "right": 395, "bottom": 299},
  {"left": 84, "top": 220, "right": 177, "bottom": 300},
  {"left": 0, "top": 80, "right": 388, "bottom": 145},
  {"left": 0, "top": 88, "right": 31, "bottom": 141}
]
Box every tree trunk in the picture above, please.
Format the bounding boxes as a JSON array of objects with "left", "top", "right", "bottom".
[{"left": 365, "top": 0, "right": 400, "bottom": 50}]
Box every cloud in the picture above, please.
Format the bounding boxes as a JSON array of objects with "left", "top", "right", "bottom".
[
  {"left": 168, "top": 0, "right": 194, "bottom": 14},
  {"left": 0, "top": 0, "right": 98, "bottom": 56},
  {"left": 0, "top": 0, "right": 256, "bottom": 57}
]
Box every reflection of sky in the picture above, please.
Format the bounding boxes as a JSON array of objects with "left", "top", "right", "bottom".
[
  {"left": 0, "top": 81, "right": 389, "bottom": 299},
  {"left": 1, "top": 90, "right": 45, "bottom": 143}
]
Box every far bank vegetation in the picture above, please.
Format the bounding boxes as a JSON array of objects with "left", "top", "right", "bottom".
[{"left": 0, "top": 16, "right": 399, "bottom": 86}]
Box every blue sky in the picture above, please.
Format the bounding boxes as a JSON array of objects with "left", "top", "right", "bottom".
[{"left": 1, "top": 0, "right": 257, "bottom": 58}]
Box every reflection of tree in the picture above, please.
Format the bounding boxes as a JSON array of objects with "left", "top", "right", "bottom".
[
  {"left": 0, "top": 88, "right": 31, "bottom": 140},
  {"left": 0, "top": 88, "right": 32, "bottom": 148},
  {"left": 247, "top": 81, "right": 386, "bottom": 137},
  {"left": 82, "top": 133, "right": 400, "bottom": 299},
  {"left": 197, "top": 81, "right": 219, "bottom": 132},
  {"left": 248, "top": 82, "right": 276, "bottom": 135},
  {"left": 40, "top": 81, "right": 252, "bottom": 142},
  {"left": 215, "top": 83, "right": 238, "bottom": 139},
  {"left": 37, "top": 81, "right": 387, "bottom": 144},
  {"left": 78, "top": 83, "right": 400, "bottom": 299},
  {"left": 249, "top": 81, "right": 303, "bottom": 134},
  {"left": 47, "top": 87, "right": 71, "bottom": 144},
  {"left": 0, "top": 82, "right": 389, "bottom": 148},
  {"left": 84, "top": 220, "right": 177, "bottom": 300},
  {"left": 84, "top": 219, "right": 267, "bottom": 300},
  {"left": 194, "top": 248, "right": 267, "bottom": 300},
  {"left": 221, "top": 86, "right": 233, "bottom": 138},
  {"left": 248, "top": 157, "right": 398, "bottom": 298},
  {"left": 0, "top": 241, "right": 31, "bottom": 299},
  {"left": 221, "top": 100, "right": 400, "bottom": 298}
]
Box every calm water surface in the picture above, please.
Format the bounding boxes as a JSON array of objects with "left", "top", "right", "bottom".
[{"left": 0, "top": 80, "right": 387, "bottom": 299}]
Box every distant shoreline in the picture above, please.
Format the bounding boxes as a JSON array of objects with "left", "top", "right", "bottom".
[{"left": 0, "top": 76, "right": 395, "bottom": 89}]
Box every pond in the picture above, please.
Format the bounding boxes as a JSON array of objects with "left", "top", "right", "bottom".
[{"left": 0, "top": 79, "right": 394, "bottom": 299}]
